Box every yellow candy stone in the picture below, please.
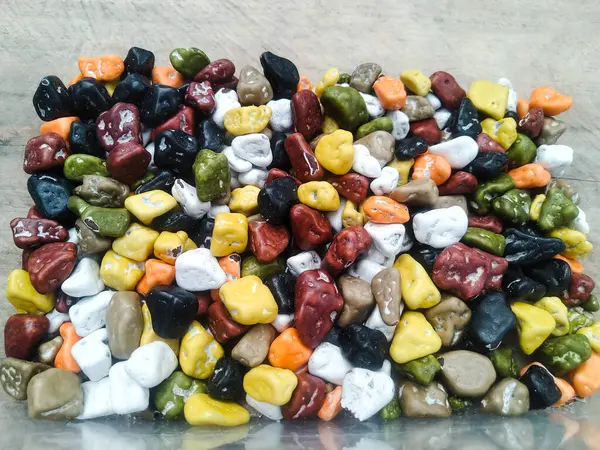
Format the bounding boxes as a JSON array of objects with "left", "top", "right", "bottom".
[
  {"left": 322, "top": 115, "right": 339, "bottom": 134},
  {"left": 314, "top": 129, "right": 354, "bottom": 175},
  {"left": 481, "top": 117, "right": 517, "bottom": 150},
  {"left": 394, "top": 254, "right": 441, "bottom": 309},
  {"left": 154, "top": 231, "right": 195, "bottom": 265},
  {"left": 6, "top": 269, "right": 55, "bottom": 314},
  {"left": 180, "top": 321, "right": 224, "bottom": 379},
  {"left": 124, "top": 190, "right": 177, "bottom": 225},
  {"left": 140, "top": 303, "right": 179, "bottom": 355},
  {"left": 219, "top": 275, "right": 278, "bottom": 325},
  {"left": 184, "top": 393, "right": 250, "bottom": 426},
  {"left": 210, "top": 212, "right": 249, "bottom": 257},
  {"left": 549, "top": 227, "right": 593, "bottom": 259},
  {"left": 315, "top": 68, "right": 341, "bottom": 98},
  {"left": 400, "top": 69, "right": 431, "bottom": 97},
  {"left": 534, "top": 297, "right": 569, "bottom": 337},
  {"left": 243, "top": 364, "right": 298, "bottom": 405},
  {"left": 297, "top": 181, "right": 340, "bottom": 211},
  {"left": 229, "top": 185, "right": 260, "bottom": 216},
  {"left": 342, "top": 200, "right": 364, "bottom": 228},
  {"left": 467, "top": 80, "right": 509, "bottom": 120},
  {"left": 511, "top": 302, "right": 556, "bottom": 355},
  {"left": 390, "top": 311, "right": 442, "bottom": 364},
  {"left": 112, "top": 223, "right": 159, "bottom": 262},
  {"left": 224, "top": 106, "right": 272, "bottom": 135},
  {"left": 530, "top": 194, "right": 546, "bottom": 222},
  {"left": 577, "top": 322, "right": 600, "bottom": 352},
  {"left": 100, "top": 250, "right": 145, "bottom": 291},
  {"left": 387, "top": 158, "right": 414, "bottom": 186}
]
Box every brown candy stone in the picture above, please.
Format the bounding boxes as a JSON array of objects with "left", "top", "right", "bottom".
[
  {"left": 439, "top": 350, "right": 496, "bottom": 397},
  {"left": 285, "top": 133, "right": 324, "bottom": 182},
  {"left": 289, "top": 204, "right": 332, "bottom": 251},
  {"left": 38, "top": 336, "right": 64, "bottom": 365},
  {"left": 401, "top": 96, "right": 435, "bottom": 122},
  {"left": 518, "top": 106, "right": 544, "bottom": 139},
  {"left": 476, "top": 133, "right": 506, "bottom": 153},
  {"left": 328, "top": 173, "right": 369, "bottom": 204},
  {"left": 400, "top": 381, "right": 451, "bottom": 418},
  {"left": 55, "top": 291, "right": 79, "bottom": 313},
  {"left": 237, "top": 65, "right": 273, "bottom": 106},
  {"left": 208, "top": 300, "right": 248, "bottom": 344},
  {"left": 96, "top": 102, "right": 142, "bottom": 153},
  {"left": 73, "top": 175, "right": 130, "bottom": 207},
  {"left": 337, "top": 275, "right": 376, "bottom": 327},
  {"left": 282, "top": 373, "right": 326, "bottom": 420},
  {"left": 350, "top": 63, "right": 382, "bottom": 93},
  {"left": 390, "top": 179, "right": 439, "bottom": 206},
  {"left": 231, "top": 323, "right": 276, "bottom": 367},
  {"left": 75, "top": 219, "right": 112, "bottom": 255},
  {"left": 10, "top": 217, "right": 68, "bottom": 249},
  {"left": 185, "top": 81, "right": 216, "bottom": 113},
  {"left": 424, "top": 295, "right": 472, "bottom": 347},
  {"left": 24, "top": 133, "right": 69, "bottom": 174},
  {"left": 432, "top": 194, "right": 468, "bottom": 213},
  {"left": 194, "top": 59, "right": 236, "bottom": 84},
  {"left": 437, "top": 171, "right": 478, "bottom": 195},
  {"left": 0, "top": 358, "right": 50, "bottom": 400},
  {"left": 27, "top": 368, "right": 83, "bottom": 420},
  {"left": 106, "top": 291, "right": 143, "bottom": 359},
  {"left": 150, "top": 105, "right": 196, "bottom": 140},
  {"left": 467, "top": 215, "right": 503, "bottom": 234},
  {"left": 196, "top": 292, "right": 212, "bottom": 316},
  {"left": 106, "top": 142, "right": 151, "bottom": 185},
  {"left": 371, "top": 267, "right": 403, "bottom": 326},
  {"left": 410, "top": 118, "right": 442, "bottom": 146},
  {"left": 429, "top": 71, "right": 466, "bottom": 110},
  {"left": 291, "top": 89, "right": 323, "bottom": 141},
  {"left": 27, "top": 242, "right": 77, "bottom": 294},
  {"left": 248, "top": 220, "right": 290, "bottom": 262},
  {"left": 321, "top": 226, "right": 372, "bottom": 277},
  {"left": 535, "top": 117, "right": 566, "bottom": 146},
  {"left": 354, "top": 131, "right": 395, "bottom": 167},
  {"left": 4, "top": 314, "right": 50, "bottom": 359}
]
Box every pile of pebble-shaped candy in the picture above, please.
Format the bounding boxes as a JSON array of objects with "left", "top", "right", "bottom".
[{"left": 2, "top": 46, "right": 598, "bottom": 425}]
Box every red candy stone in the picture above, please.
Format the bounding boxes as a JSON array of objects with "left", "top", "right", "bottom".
[
  {"left": 291, "top": 90, "right": 323, "bottom": 141},
  {"left": 282, "top": 373, "right": 327, "bottom": 419},
  {"left": 321, "top": 226, "right": 372, "bottom": 276},
  {"left": 194, "top": 59, "right": 236, "bottom": 84},
  {"left": 328, "top": 173, "right": 369, "bottom": 204},
  {"left": 106, "top": 142, "right": 151, "bottom": 185},
  {"left": 410, "top": 118, "right": 441, "bottom": 146},
  {"left": 562, "top": 273, "right": 596, "bottom": 307},
  {"left": 284, "top": 133, "right": 324, "bottom": 182},
  {"left": 266, "top": 168, "right": 301, "bottom": 186},
  {"left": 96, "top": 102, "right": 142, "bottom": 152},
  {"left": 150, "top": 105, "right": 195, "bottom": 140},
  {"left": 289, "top": 204, "right": 332, "bottom": 251},
  {"left": 476, "top": 134, "right": 505, "bottom": 153},
  {"left": 248, "top": 220, "right": 290, "bottom": 262},
  {"left": 24, "top": 133, "right": 69, "bottom": 174},
  {"left": 185, "top": 81, "right": 216, "bottom": 113},
  {"left": 430, "top": 72, "right": 466, "bottom": 110},
  {"left": 437, "top": 171, "right": 478, "bottom": 195},
  {"left": 208, "top": 300, "right": 248, "bottom": 343},
  {"left": 4, "top": 314, "right": 49, "bottom": 359},
  {"left": 27, "top": 242, "right": 77, "bottom": 294},
  {"left": 518, "top": 107, "right": 544, "bottom": 139},
  {"left": 27, "top": 206, "right": 46, "bottom": 219},
  {"left": 468, "top": 215, "right": 503, "bottom": 234},
  {"left": 10, "top": 218, "right": 68, "bottom": 249}
]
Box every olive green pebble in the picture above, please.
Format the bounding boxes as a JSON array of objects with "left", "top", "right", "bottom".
[
  {"left": 193, "top": 150, "right": 231, "bottom": 202},
  {"left": 462, "top": 227, "right": 506, "bottom": 256},
  {"left": 67, "top": 196, "right": 130, "bottom": 238},
  {"left": 241, "top": 256, "right": 285, "bottom": 280},
  {"left": 169, "top": 47, "right": 210, "bottom": 78},
  {"left": 487, "top": 347, "right": 520, "bottom": 379},
  {"left": 568, "top": 308, "right": 594, "bottom": 334},
  {"left": 380, "top": 396, "right": 401, "bottom": 420},
  {"left": 154, "top": 371, "right": 207, "bottom": 420},
  {"left": 581, "top": 294, "right": 600, "bottom": 313},
  {"left": 506, "top": 133, "right": 537, "bottom": 168},
  {"left": 449, "top": 396, "right": 472, "bottom": 412},
  {"left": 538, "top": 334, "right": 592, "bottom": 376},
  {"left": 63, "top": 154, "right": 109, "bottom": 182},
  {"left": 355, "top": 117, "right": 393, "bottom": 140},
  {"left": 337, "top": 73, "right": 351, "bottom": 85},
  {"left": 320, "top": 86, "right": 369, "bottom": 132},
  {"left": 470, "top": 173, "right": 515, "bottom": 215},
  {"left": 398, "top": 355, "right": 441, "bottom": 385},
  {"left": 132, "top": 171, "right": 156, "bottom": 190},
  {"left": 492, "top": 189, "right": 531, "bottom": 226}
]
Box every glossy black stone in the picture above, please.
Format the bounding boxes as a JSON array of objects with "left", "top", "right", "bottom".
[
  {"left": 140, "top": 84, "right": 182, "bottom": 128},
  {"left": 196, "top": 119, "right": 224, "bottom": 152},
  {"left": 503, "top": 228, "right": 566, "bottom": 265},
  {"left": 502, "top": 265, "right": 547, "bottom": 302},
  {"left": 112, "top": 73, "right": 151, "bottom": 106},
  {"left": 257, "top": 176, "right": 299, "bottom": 225},
  {"left": 207, "top": 357, "right": 245, "bottom": 401},
  {"left": 467, "top": 291, "right": 516, "bottom": 351},
  {"left": 521, "top": 365, "right": 561, "bottom": 410},
  {"left": 151, "top": 210, "right": 196, "bottom": 233},
  {"left": 453, "top": 98, "right": 481, "bottom": 139},
  {"left": 465, "top": 152, "right": 509, "bottom": 181},
  {"left": 27, "top": 173, "right": 73, "bottom": 222},
  {"left": 146, "top": 285, "right": 198, "bottom": 339},
  {"left": 260, "top": 51, "right": 300, "bottom": 100},
  {"left": 69, "top": 78, "right": 111, "bottom": 120},
  {"left": 69, "top": 121, "right": 104, "bottom": 157},
  {"left": 188, "top": 215, "right": 214, "bottom": 248},
  {"left": 409, "top": 243, "right": 442, "bottom": 272},
  {"left": 338, "top": 323, "right": 387, "bottom": 371},
  {"left": 323, "top": 326, "right": 342, "bottom": 347},
  {"left": 267, "top": 131, "right": 291, "bottom": 171},
  {"left": 123, "top": 46, "right": 155, "bottom": 78},
  {"left": 32, "top": 76, "right": 73, "bottom": 121},
  {"left": 134, "top": 170, "right": 176, "bottom": 195},
  {"left": 504, "top": 110, "right": 520, "bottom": 121},
  {"left": 264, "top": 271, "right": 296, "bottom": 314},
  {"left": 153, "top": 129, "right": 199, "bottom": 181},
  {"left": 394, "top": 136, "right": 428, "bottom": 160},
  {"left": 524, "top": 259, "right": 572, "bottom": 297}
]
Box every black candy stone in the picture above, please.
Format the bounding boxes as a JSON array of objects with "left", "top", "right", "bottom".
[
  {"left": 196, "top": 119, "right": 224, "bottom": 152},
  {"left": 134, "top": 170, "right": 176, "bottom": 194},
  {"left": 33, "top": 76, "right": 73, "bottom": 121},
  {"left": 524, "top": 259, "right": 571, "bottom": 297},
  {"left": 394, "top": 136, "right": 428, "bottom": 161},
  {"left": 504, "top": 110, "right": 520, "bottom": 121},
  {"left": 69, "top": 78, "right": 111, "bottom": 121},
  {"left": 69, "top": 121, "right": 104, "bottom": 157},
  {"left": 465, "top": 151, "right": 509, "bottom": 181},
  {"left": 453, "top": 98, "right": 481, "bottom": 139},
  {"left": 151, "top": 209, "right": 195, "bottom": 233},
  {"left": 502, "top": 265, "right": 547, "bottom": 302},
  {"left": 503, "top": 228, "right": 566, "bottom": 265},
  {"left": 521, "top": 365, "right": 561, "bottom": 410},
  {"left": 207, "top": 357, "right": 245, "bottom": 401},
  {"left": 153, "top": 129, "right": 199, "bottom": 181},
  {"left": 188, "top": 215, "right": 214, "bottom": 248},
  {"left": 323, "top": 326, "right": 342, "bottom": 347},
  {"left": 467, "top": 291, "right": 516, "bottom": 351},
  {"left": 260, "top": 51, "right": 300, "bottom": 100},
  {"left": 146, "top": 285, "right": 198, "bottom": 339},
  {"left": 409, "top": 243, "right": 442, "bottom": 272},
  {"left": 257, "top": 176, "right": 299, "bottom": 225},
  {"left": 140, "top": 84, "right": 182, "bottom": 128},
  {"left": 27, "top": 173, "right": 73, "bottom": 222},
  {"left": 112, "top": 73, "right": 151, "bottom": 106},
  {"left": 338, "top": 323, "right": 387, "bottom": 371},
  {"left": 264, "top": 271, "right": 296, "bottom": 314},
  {"left": 123, "top": 46, "right": 155, "bottom": 78},
  {"left": 268, "top": 131, "right": 291, "bottom": 171}
]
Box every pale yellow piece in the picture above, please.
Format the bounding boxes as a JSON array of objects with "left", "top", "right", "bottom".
[
  {"left": 577, "top": 322, "right": 600, "bottom": 352},
  {"left": 481, "top": 117, "right": 518, "bottom": 150},
  {"left": 124, "top": 190, "right": 177, "bottom": 225},
  {"left": 210, "top": 212, "right": 249, "bottom": 257},
  {"left": 511, "top": 302, "right": 556, "bottom": 355},
  {"left": 229, "top": 185, "right": 260, "bottom": 216},
  {"left": 549, "top": 227, "right": 593, "bottom": 259},
  {"left": 154, "top": 231, "right": 195, "bottom": 265},
  {"left": 140, "top": 303, "right": 179, "bottom": 355},
  {"left": 184, "top": 393, "right": 250, "bottom": 427},
  {"left": 100, "top": 250, "right": 145, "bottom": 291},
  {"left": 103, "top": 80, "right": 119, "bottom": 96},
  {"left": 112, "top": 223, "right": 159, "bottom": 262},
  {"left": 6, "top": 269, "right": 55, "bottom": 314},
  {"left": 223, "top": 106, "right": 272, "bottom": 135},
  {"left": 314, "top": 129, "right": 354, "bottom": 175},
  {"left": 394, "top": 254, "right": 441, "bottom": 309},
  {"left": 400, "top": 69, "right": 432, "bottom": 97},
  {"left": 387, "top": 158, "right": 414, "bottom": 186},
  {"left": 467, "top": 80, "right": 509, "bottom": 120},
  {"left": 322, "top": 115, "right": 339, "bottom": 134},
  {"left": 297, "top": 181, "right": 340, "bottom": 211},
  {"left": 219, "top": 275, "right": 278, "bottom": 325},
  {"left": 535, "top": 296, "right": 570, "bottom": 336},
  {"left": 243, "top": 364, "right": 298, "bottom": 405},
  {"left": 530, "top": 194, "right": 546, "bottom": 222},
  {"left": 180, "top": 321, "right": 224, "bottom": 379},
  {"left": 315, "top": 68, "right": 341, "bottom": 98},
  {"left": 390, "top": 311, "right": 442, "bottom": 364},
  {"left": 342, "top": 200, "right": 364, "bottom": 228}
]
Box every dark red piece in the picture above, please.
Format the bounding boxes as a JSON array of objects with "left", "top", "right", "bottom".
[
  {"left": 291, "top": 90, "right": 323, "bottom": 141},
  {"left": 476, "top": 134, "right": 505, "bottom": 153},
  {"left": 248, "top": 220, "right": 290, "bottom": 262},
  {"left": 410, "top": 118, "right": 442, "bottom": 146},
  {"left": 194, "top": 59, "right": 236, "bottom": 84},
  {"left": 282, "top": 373, "right": 327, "bottom": 420},
  {"left": 468, "top": 215, "right": 503, "bottom": 234},
  {"left": 473, "top": 247, "right": 508, "bottom": 290},
  {"left": 266, "top": 168, "right": 301, "bottom": 186},
  {"left": 213, "top": 76, "right": 239, "bottom": 92},
  {"left": 150, "top": 105, "right": 195, "bottom": 140},
  {"left": 429, "top": 72, "right": 466, "bottom": 110},
  {"left": 55, "top": 291, "right": 79, "bottom": 313},
  {"left": 321, "top": 226, "right": 372, "bottom": 276},
  {"left": 4, "top": 314, "right": 49, "bottom": 359},
  {"left": 196, "top": 292, "right": 212, "bottom": 316},
  {"left": 295, "top": 269, "right": 344, "bottom": 349},
  {"left": 22, "top": 248, "right": 33, "bottom": 269},
  {"left": 437, "top": 171, "right": 478, "bottom": 195},
  {"left": 562, "top": 273, "right": 596, "bottom": 307},
  {"left": 207, "top": 300, "right": 248, "bottom": 343},
  {"left": 185, "top": 81, "right": 216, "bottom": 113},
  {"left": 96, "top": 102, "right": 142, "bottom": 152},
  {"left": 433, "top": 243, "right": 490, "bottom": 299},
  {"left": 10, "top": 218, "right": 68, "bottom": 249},
  {"left": 518, "top": 107, "right": 544, "bottom": 139},
  {"left": 27, "top": 242, "right": 77, "bottom": 294},
  {"left": 284, "top": 133, "right": 324, "bottom": 182},
  {"left": 24, "top": 133, "right": 69, "bottom": 174},
  {"left": 27, "top": 206, "right": 45, "bottom": 219},
  {"left": 328, "top": 173, "right": 369, "bottom": 204},
  {"left": 289, "top": 204, "right": 332, "bottom": 250},
  {"left": 106, "top": 142, "right": 151, "bottom": 185}
]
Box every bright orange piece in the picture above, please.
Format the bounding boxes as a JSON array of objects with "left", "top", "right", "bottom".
[
  {"left": 54, "top": 322, "right": 81, "bottom": 373},
  {"left": 569, "top": 352, "right": 600, "bottom": 398},
  {"left": 373, "top": 76, "right": 407, "bottom": 110},
  {"left": 297, "top": 75, "right": 313, "bottom": 92},
  {"left": 136, "top": 259, "right": 176, "bottom": 296},
  {"left": 520, "top": 362, "right": 575, "bottom": 407},
  {"left": 362, "top": 196, "right": 410, "bottom": 224},
  {"left": 152, "top": 66, "right": 184, "bottom": 88},
  {"left": 508, "top": 163, "right": 552, "bottom": 189},
  {"left": 268, "top": 327, "right": 313, "bottom": 371},
  {"left": 529, "top": 86, "right": 573, "bottom": 116},
  {"left": 554, "top": 254, "right": 584, "bottom": 274},
  {"left": 78, "top": 54, "right": 125, "bottom": 81},
  {"left": 517, "top": 98, "right": 530, "bottom": 119},
  {"left": 412, "top": 153, "right": 452, "bottom": 186},
  {"left": 317, "top": 386, "right": 342, "bottom": 421},
  {"left": 40, "top": 116, "right": 79, "bottom": 144},
  {"left": 210, "top": 254, "right": 242, "bottom": 301},
  {"left": 69, "top": 73, "right": 84, "bottom": 86}
]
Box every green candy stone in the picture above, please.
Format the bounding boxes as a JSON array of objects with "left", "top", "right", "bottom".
[
  {"left": 193, "top": 150, "right": 231, "bottom": 202},
  {"left": 320, "top": 86, "right": 369, "bottom": 132},
  {"left": 462, "top": 227, "right": 506, "bottom": 256},
  {"left": 470, "top": 173, "right": 515, "bottom": 215},
  {"left": 241, "top": 256, "right": 284, "bottom": 280},
  {"left": 170, "top": 47, "right": 210, "bottom": 78},
  {"left": 380, "top": 396, "right": 401, "bottom": 420},
  {"left": 488, "top": 347, "right": 520, "bottom": 379},
  {"left": 355, "top": 117, "right": 393, "bottom": 140},
  {"left": 154, "top": 371, "right": 207, "bottom": 420},
  {"left": 64, "top": 154, "right": 109, "bottom": 182},
  {"left": 398, "top": 355, "right": 441, "bottom": 386},
  {"left": 506, "top": 133, "right": 537, "bottom": 168},
  {"left": 538, "top": 187, "right": 579, "bottom": 232},
  {"left": 538, "top": 334, "right": 592, "bottom": 376},
  {"left": 67, "top": 196, "right": 130, "bottom": 238},
  {"left": 492, "top": 188, "right": 531, "bottom": 226}
]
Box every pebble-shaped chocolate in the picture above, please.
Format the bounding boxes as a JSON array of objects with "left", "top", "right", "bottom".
[
  {"left": 33, "top": 76, "right": 73, "bottom": 121},
  {"left": 146, "top": 285, "right": 199, "bottom": 339}
]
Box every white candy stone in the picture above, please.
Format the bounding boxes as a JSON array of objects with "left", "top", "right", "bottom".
[
  {"left": 308, "top": 342, "right": 353, "bottom": 385},
  {"left": 69, "top": 290, "right": 114, "bottom": 337},
  {"left": 222, "top": 146, "right": 252, "bottom": 173},
  {"left": 46, "top": 308, "right": 70, "bottom": 334},
  {"left": 232, "top": 134, "right": 272, "bottom": 167},
  {"left": 246, "top": 394, "right": 283, "bottom": 421},
  {"left": 570, "top": 207, "right": 590, "bottom": 235},
  {"left": 67, "top": 227, "right": 79, "bottom": 244},
  {"left": 326, "top": 198, "right": 345, "bottom": 232},
  {"left": 77, "top": 377, "right": 114, "bottom": 420},
  {"left": 208, "top": 204, "right": 230, "bottom": 219},
  {"left": 353, "top": 144, "right": 382, "bottom": 178},
  {"left": 61, "top": 257, "right": 104, "bottom": 297},
  {"left": 72, "top": 329, "right": 112, "bottom": 382},
  {"left": 364, "top": 222, "right": 406, "bottom": 257},
  {"left": 347, "top": 259, "right": 386, "bottom": 283},
  {"left": 171, "top": 179, "right": 210, "bottom": 219},
  {"left": 365, "top": 306, "right": 396, "bottom": 342},
  {"left": 109, "top": 362, "right": 149, "bottom": 415},
  {"left": 175, "top": 248, "right": 227, "bottom": 291},
  {"left": 213, "top": 88, "right": 241, "bottom": 128},
  {"left": 360, "top": 92, "right": 385, "bottom": 118},
  {"left": 142, "top": 127, "right": 152, "bottom": 146},
  {"left": 287, "top": 251, "right": 322, "bottom": 277},
  {"left": 497, "top": 77, "right": 514, "bottom": 90},
  {"left": 429, "top": 136, "right": 478, "bottom": 169},
  {"left": 386, "top": 110, "right": 410, "bottom": 140},
  {"left": 364, "top": 247, "right": 394, "bottom": 268},
  {"left": 124, "top": 342, "right": 178, "bottom": 388},
  {"left": 379, "top": 360, "right": 392, "bottom": 377},
  {"left": 413, "top": 206, "right": 468, "bottom": 248},
  {"left": 399, "top": 230, "right": 414, "bottom": 254},
  {"left": 497, "top": 78, "right": 517, "bottom": 113},
  {"left": 230, "top": 171, "right": 241, "bottom": 190},
  {"left": 434, "top": 108, "right": 452, "bottom": 130},
  {"left": 271, "top": 314, "right": 294, "bottom": 333},
  {"left": 238, "top": 167, "right": 268, "bottom": 188},
  {"left": 341, "top": 368, "right": 395, "bottom": 421},
  {"left": 535, "top": 144, "right": 573, "bottom": 176},
  {"left": 370, "top": 167, "right": 399, "bottom": 195},
  {"left": 267, "top": 99, "right": 292, "bottom": 132},
  {"left": 425, "top": 92, "right": 442, "bottom": 110}
]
